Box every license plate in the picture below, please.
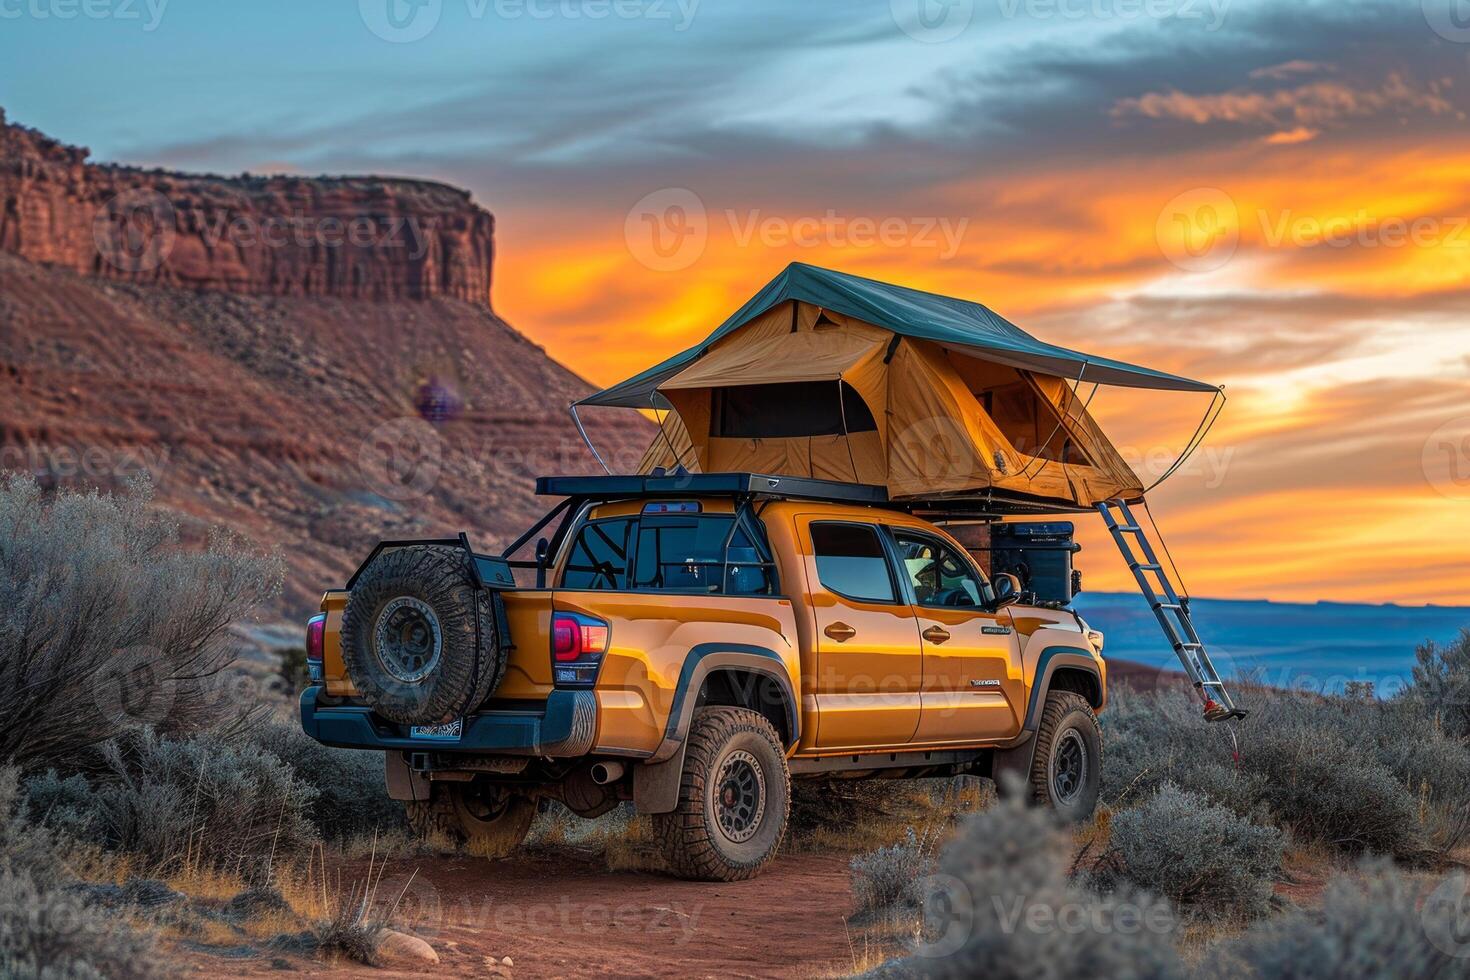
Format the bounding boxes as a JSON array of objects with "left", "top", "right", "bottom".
[{"left": 409, "top": 719, "right": 463, "bottom": 741}]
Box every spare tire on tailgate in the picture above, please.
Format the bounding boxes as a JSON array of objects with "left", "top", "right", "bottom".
[{"left": 340, "top": 545, "right": 507, "bottom": 726}]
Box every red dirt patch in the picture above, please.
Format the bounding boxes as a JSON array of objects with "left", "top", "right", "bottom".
[{"left": 174, "top": 850, "right": 861, "bottom": 978}]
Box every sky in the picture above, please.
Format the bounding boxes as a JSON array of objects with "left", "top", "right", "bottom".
[{"left": 3, "top": 0, "right": 1469, "bottom": 604}]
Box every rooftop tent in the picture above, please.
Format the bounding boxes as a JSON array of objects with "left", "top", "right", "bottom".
[{"left": 578, "top": 263, "right": 1220, "bottom": 509}]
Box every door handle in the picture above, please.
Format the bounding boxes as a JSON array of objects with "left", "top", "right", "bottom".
[
  {"left": 922, "top": 626, "right": 951, "bottom": 644},
  {"left": 824, "top": 622, "right": 857, "bottom": 642}
]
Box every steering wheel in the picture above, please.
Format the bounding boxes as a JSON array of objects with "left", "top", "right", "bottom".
[{"left": 933, "top": 588, "right": 974, "bottom": 607}]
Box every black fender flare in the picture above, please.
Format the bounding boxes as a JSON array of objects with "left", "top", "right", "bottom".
[
  {"left": 634, "top": 643, "right": 798, "bottom": 814},
  {"left": 993, "top": 645, "right": 1102, "bottom": 792}
]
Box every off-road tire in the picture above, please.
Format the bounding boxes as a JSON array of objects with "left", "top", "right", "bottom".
[
  {"left": 340, "top": 544, "right": 505, "bottom": 725},
  {"left": 654, "top": 706, "right": 790, "bottom": 882},
  {"left": 1028, "top": 690, "right": 1102, "bottom": 822},
  {"left": 404, "top": 782, "right": 535, "bottom": 858}
]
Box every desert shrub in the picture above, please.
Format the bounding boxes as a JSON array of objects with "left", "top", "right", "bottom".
[
  {"left": 1223, "top": 861, "right": 1464, "bottom": 979},
  {"left": 0, "top": 770, "right": 69, "bottom": 901},
  {"left": 278, "top": 646, "right": 310, "bottom": 693},
  {"left": 1103, "top": 684, "right": 1470, "bottom": 861},
  {"left": 22, "top": 730, "right": 318, "bottom": 879},
  {"left": 20, "top": 770, "right": 99, "bottom": 843},
  {"left": 0, "top": 473, "right": 282, "bottom": 768},
  {"left": 850, "top": 827, "right": 937, "bottom": 919},
  {"left": 871, "top": 785, "right": 1185, "bottom": 979},
  {"left": 1100, "top": 784, "right": 1282, "bottom": 921},
  {"left": 0, "top": 768, "right": 163, "bottom": 979},
  {"left": 0, "top": 867, "right": 166, "bottom": 980},
  {"left": 243, "top": 722, "right": 404, "bottom": 840},
  {"left": 1408, "top": 628, "right": 1470, "bottom": 740}
]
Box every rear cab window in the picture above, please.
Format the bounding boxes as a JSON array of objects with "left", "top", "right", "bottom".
[
  {"left": 558, "top": 502, "right": 777, "bottom": 595},
  {"left": 809, "top": 522, "right": 897, "bottom": 604}
]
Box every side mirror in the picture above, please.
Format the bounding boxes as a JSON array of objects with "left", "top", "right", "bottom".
[{"left": 992, "top": 573, "right": 1021, "bottom": 608}]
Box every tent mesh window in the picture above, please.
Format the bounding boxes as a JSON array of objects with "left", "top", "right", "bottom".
[
  {"left": 982, "top": 384, "right": 1091, "bottom": 465},
  {"left": 711, "top": 381, "right": 877, "bottom": 439}
]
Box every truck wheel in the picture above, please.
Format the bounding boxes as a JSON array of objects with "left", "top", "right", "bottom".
[
  {"left": 341, "top": 545, "right": 506, "bottom": 725},
  {"left": 1028, "top": 690, "right": 1102, "bottom": 822},
  {"left": 654, "top": 706, "right": 790, "bottom": 882},
  {"left": 404, "top": 781, "right": 535, "bottom": 858}
]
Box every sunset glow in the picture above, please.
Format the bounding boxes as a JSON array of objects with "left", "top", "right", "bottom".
[{"left": 8, "top": 0, "right": 1468, "bottom": 603}]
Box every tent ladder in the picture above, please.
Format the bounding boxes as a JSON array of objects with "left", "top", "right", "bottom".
[{"left": 1097, "top": 499, "right": 1248, "bottom": 722}]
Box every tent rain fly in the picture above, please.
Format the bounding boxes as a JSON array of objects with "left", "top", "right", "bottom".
[{"left": 578, "top": 263, "right": 1220, "bottom": 510}]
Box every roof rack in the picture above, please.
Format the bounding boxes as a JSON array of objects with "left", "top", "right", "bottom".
[{"left": 535, "top": 472, "right": 889, "bottom": 505}]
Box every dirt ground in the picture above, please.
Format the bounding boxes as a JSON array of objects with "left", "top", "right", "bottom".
[{"left": 173, "top": 849, "right": 866, "bottom": 979}]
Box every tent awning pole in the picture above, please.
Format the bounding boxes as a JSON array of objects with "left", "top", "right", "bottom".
[{"left": 569, "top": 402, "right": 612, "bottom": 475}]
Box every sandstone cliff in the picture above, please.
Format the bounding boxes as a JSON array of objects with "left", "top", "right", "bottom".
[{"left": 0, "top": 108, "right": 494, "bottom": 305}]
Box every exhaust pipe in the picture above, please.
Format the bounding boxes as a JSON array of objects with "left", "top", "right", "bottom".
[{"left": 589, "top": 761, "right": 626, "bottom": 785}]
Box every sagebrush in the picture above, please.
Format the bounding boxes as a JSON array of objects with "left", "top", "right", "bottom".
[
  {"left": 1100, "top": 783, "right": 1282, "bottom": 921},
  {"left": 0, "top": 473, "right": 282, "bottom": 767},
  {"left": 1101, "top": 683, "right": 1470, "bottom": 861},
  {"left": 870, "top": 784, "right": 1185, "bottom": 979},
  {"left": 1222, "top": 861, "right": 1465, "bottom": 978}
]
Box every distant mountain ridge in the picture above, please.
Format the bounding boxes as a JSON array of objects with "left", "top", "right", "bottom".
[{"left": 1079, "top": 592, "right": 1469, "bottom": 695}]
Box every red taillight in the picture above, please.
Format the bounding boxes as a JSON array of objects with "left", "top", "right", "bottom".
[
  {"left": 552, "top": 613, "right": 609, "bottom": 662},
  {"left": 305, "top": 614, "right": 327, "bottom": 684},
  {"left": 306, "top": 614, "right": 326, "bottom": 664},
  {"left": 550, "top": 612, "right": 609, "bottom": 687}
]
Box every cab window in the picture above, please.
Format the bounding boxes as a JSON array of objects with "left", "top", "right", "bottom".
[
  {"left": 811, "top": 522, "right": 897, "bottom": 604},
  {"left": 893, "top": 532, "right": 991, "bottom": 608},
  {"left": 561, "top": 513, "right": 774, "bottom": 595}
]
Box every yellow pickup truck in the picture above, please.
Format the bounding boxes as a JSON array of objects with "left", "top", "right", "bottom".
[{"left": 300, "top": 473, "right": 1107, "bottom": 881}]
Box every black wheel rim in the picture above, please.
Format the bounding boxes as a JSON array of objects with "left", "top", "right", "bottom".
[
  {"left": 374, "top": 597, "right": 442, "bottom": 683},
  {"left": 714, "top": 750, "right": 766, "bottom": 844},
  {"left": 1050, "top": 728, "right": 1087, "bottom": 805},
  {"left": 459, "top": 782, "right": 514, "bottom": 824}
]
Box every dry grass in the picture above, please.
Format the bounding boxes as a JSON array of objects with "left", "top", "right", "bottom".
[{"left": 789, "top": 776, "right": 987, "bottom": 855}]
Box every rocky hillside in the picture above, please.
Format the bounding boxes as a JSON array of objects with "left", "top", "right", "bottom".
[{"left": 0, "top": 111, "right": 648, "bottom": 617}]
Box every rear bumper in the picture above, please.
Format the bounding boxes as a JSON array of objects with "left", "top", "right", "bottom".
[{"left": 298, "top": 686, "right": 597, "bottom": 757}]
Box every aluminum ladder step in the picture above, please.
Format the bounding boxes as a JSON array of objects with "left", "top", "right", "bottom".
[{"left": 1097, "top": 499, "right": 1248, "bottom": 722}]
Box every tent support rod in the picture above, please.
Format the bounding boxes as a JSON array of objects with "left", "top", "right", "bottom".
[
  {"left": 569, "top": 402, "right": 612, "bottom": 475},
  {"left": 652, "top": 395, "right": 694, "bottom": 473},
  {"left": 1142, "top": 388, "right": 1226, "bottom": 495},
  {"left": 1020, "top": 360, "right": 1090, "bottom": 481},
  {"left": 837, "top": 381, "right": 860, "bottom": 485}
]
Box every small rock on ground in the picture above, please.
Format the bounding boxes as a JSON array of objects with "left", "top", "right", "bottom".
[{"left": 377, "top": 929, "right": 439, "bottom": 965}]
